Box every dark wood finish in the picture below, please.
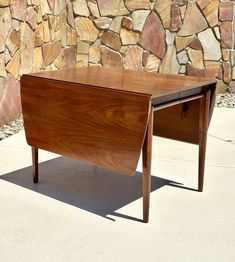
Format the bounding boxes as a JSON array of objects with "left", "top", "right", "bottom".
[
  {"left": 198, "top": 89, "right": 211, "bottom": 192},
  {"left": 20, "top": 66, "right": 217, "bottom": 222},
  {"left": 142, "top": 107, "right": 153, "bottom": 223},
  {"left": 21, "top": 76, "right": 151, "bottom": 176},
  {"left": 27, "top": 67, "right": 216, "bottom": 100},
  {"left": 32, "top": 147, "right": 38, "bottom": 183}
]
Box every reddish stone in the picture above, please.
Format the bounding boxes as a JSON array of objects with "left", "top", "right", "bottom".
[
  {"left": 223, "top": 62, "right": 231, "bottom": 84},
  {"left": 140, "top": 12, "right": 166, "bottom": 59},
  {"left": 122, "top": 17, "right": 133, "bottom": 30},
  {"left": 186, "top": 64, "right": 205, "bottom": 77},
  {"left": 101, "top": 31, "right": 121, "bottom": 51},
  {"left": 62, "top": 46, "right": 76, "bottom": 68},
  {"left": 0, "top": 75, "right": 21, "bottom": 126},
  {"left": 47, "top": 0, "right": 55, "bottom": 12},
  {"left": 100, "top": 46, "right": 122, "bottom": 68},
  {"left": 27, "top": 6, "right": 38, "bottom": 30},
  {"left": 10, "top": 0, "right": 27, "bottom": 21},
  {"left": 170, "top": 3, "right": 182, "bottom": 32},
  {"left": 190, "top": 39, "right": 203, "bottom": 50},
  {"left": 220, "top": 21, "right": 233, "bottom": 49},
  {"left": 219, "top": 1, "right": 234, "bottom": 21}
]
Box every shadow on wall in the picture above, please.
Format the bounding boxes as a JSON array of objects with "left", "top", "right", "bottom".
[{"left": 0, "top": 156, "right": 193, "bottom": 222}]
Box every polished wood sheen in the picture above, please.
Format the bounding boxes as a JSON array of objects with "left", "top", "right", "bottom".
[{"left": 21, "top": 66, "right": 217, "bottom": 222}]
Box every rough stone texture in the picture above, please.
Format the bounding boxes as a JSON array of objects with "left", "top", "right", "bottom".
[
  {"left": 140, "top": 12, "right": 166, "bottom": 59},
  {"left": 178, "top": 1, "right": 207, "bottom": 36},
  {"left": 198, "top": 28, "right": 221, "bottom": 61},
  {"left": 124, "top": 46, "right": 143, "bottom": 70},
  {"left": 101, "top": 31, "right": 121, "bottom": 51},
  {"left": 0, "top": 0, "right": 234, "bottom": 126},
  {"left": 100, "top": 46, "right": 122, "bottom": 68}
]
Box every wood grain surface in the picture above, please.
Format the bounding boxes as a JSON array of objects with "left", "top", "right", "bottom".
[
  {"left": 21, "top": 76, "right": 151, "bottom": 176},
  {"left": 28, "top": 67, "right": 217, "bottom": 100}
]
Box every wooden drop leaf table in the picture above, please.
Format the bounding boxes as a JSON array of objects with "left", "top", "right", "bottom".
[{"left": 21, "top": 67, "right": 216, "bottom": 223}]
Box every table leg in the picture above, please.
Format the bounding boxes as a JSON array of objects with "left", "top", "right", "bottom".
[
  {"left": 32, "top": 147, "right": 38, "bottom": 183},
  {"left": 142, "top": 106, "right": 153, "bottom": 223},
  {"left": 198, "top": 90, "right": 211, "bottom": 192}
]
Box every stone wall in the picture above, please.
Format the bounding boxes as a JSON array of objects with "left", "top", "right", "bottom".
[{"left": 0, "top": 0, "right": 234, "bottom": 125}]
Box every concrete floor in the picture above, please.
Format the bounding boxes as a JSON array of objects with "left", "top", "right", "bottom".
[{"left": 0, "top": 108, "right": 235, "bottom": 262}]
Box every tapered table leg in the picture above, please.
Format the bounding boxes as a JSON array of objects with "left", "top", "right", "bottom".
[
  {"left": 32, "top": 147, "right": 38, "bottom": 183},
  {"left": 142, "top": 106, "right": 153, "bottom": 223},
  {"left": 198, "top": 90, "right": 211, "bottom": 192}
]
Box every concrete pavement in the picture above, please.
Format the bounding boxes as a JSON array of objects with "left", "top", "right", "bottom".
[{"left": 0, "top": 108, "right": 235, "bottom": 262}]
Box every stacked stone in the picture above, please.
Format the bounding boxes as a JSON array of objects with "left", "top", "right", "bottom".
[
  {"left": 74, "top": 0, "right": 234, "bottom": 93},
  {"left": 0, "top": 0, "right": 76, "bottom": 125}
]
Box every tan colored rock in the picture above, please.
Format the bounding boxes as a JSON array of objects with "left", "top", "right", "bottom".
[
  {"left": 42, "top": 41, "right": 62, "bottom": 66},
  {"left": 27, "top": 6, "right": 37, "bottom": 30},
  {"left": 43, "top": 18, "right": 51, "bottom": 43},
  {"left": 154, "top": 0, "right": 171, "bottom": 29},
  {"left": 126, "top": 0, "right": 151, "bottom": 11},
  {"left": 166, "top": 30, "right": 176, "bottom": 46},
  {"left": 12, "top": 19, "right": 20, "bottom": 31},
  {"left": 159, "top": 45, "right": 180, "bottom": 74},
  {"left": 77, "top": 41, "right": 90, "bottom": 54},
  {"left": 198, "top": 28, "right": 221, "bottom": 61},
  {"left": 0, "top": 7, "right": 11, "bottom": 52},
  {"left": 0, "top": 53, "right": 6, "bottom": 77},
  {"left": 122, "top": 17, "right": 133, "bottom": 30},
  {"left": 140, "top": 12, "right": 166, "bottom": 59},
  {"left": 59, "top": 9, "right": 67, "bottom": 47},
  {"left": 97, "top": 0, "right": 129, "bottom": 16},
  {"left": 76, "top": 54, "right": 88, "bottom": 67},
  {"left": 188, "top": 49, "right": 204, "bottom": 70},
  {"left": 32, "top": 47, "right": 44, "bottom": 72},
  {"left": 20, "top": 23, "right": 35, "bottom": 75},
  {"left": 197, "top": 0, "right": 210, "bottom": 10},
  {"left": 222, "top": 49, "right": 229, "bottom": 62},
  {"left": 89, "top": 47, "right": 101, "bottom": 64},
  {"left": 232, "top": 68, "right": 235, "bottom": 80},
  {"left": 132, "top": 10, "right": 150, "bottom": 32},
  {"left": 124, "top": 46, "right": 143, "bottom": 70},
  {"left": 88, "top": 0, "right": 100, "bottom": 18},
  {"left": 0, "top": 0, "right": 11, "bottom": 6},
  {"left": 109, "top": 16, "right": 122, "bottom": 33},
  {"left": 205, "top": 61, "right": 220, "bottom": 78},
  {"left": 47, "top": 0, "right": 55, "bottom": 11},
  {"left": 101, "top": 31, "right": 121, "bottom": 51},
  {"left": 4, "top": 47, "right": 11, "bottom": 64},
  {"left": 10, "top": 0, "right": 27, "bottom": 21},
  {"left": 67, "top": 27, "right": 77, "bottom": 46},
  {"left": 94, "top": 17, "right": 112, "bottom": 29},
  {"left": 223, "top": 62, "right": 231, "bottom": 84},
  {"left": 67, "top": 0, "right": 74, "bottom": 28},
  {"left": 175, "top": 35, "right": 194, "bottom": 51},
  {"left": 39, "top": 0, "right": 51, "bottom": 15},
  {"left": 54, "top": 0, "right": 65, "bottom": 15},
  {"left": 202, "top": 0, "right": 219, "bottom": 27},
  {"left": 219, "top": 1, "right": 234, "bottom": 21},
  {"left": 216, "top": 80, "right": 228, "bottom": 94},
  {"left": 48, "top": 15, "right": 57, "bottom": 42},
  {"left": 75, "top": 17, "right": 99, "bottom": 43},
  {"left": 6, "top": 29, "right": 20, "bottom": 56},
  {"left": 179, "top": 66, "right": 186, "bottom": 74},
  {"left": 144, "top": 54, "right": 161, "bottom": 73},
  {"left": 6, "top": 50, "right": 20, "bottom": 78},
  {"left": 54, "top": 55, "right": 65, "bottom": 70},
  {"left": 120, "top": 28, "right": 139, "bottom": 45},
  {"left": 213, "top": 27, "right": 220, "bottom": 40},
  {"left": 73, "top": 0, "right": 90, "bottom": 17},
  {"left": 100, "top": 45, "right": 122, "bottom": 68},
  {"left": 35, "top": 22, "right": 44, "bottom": 46},
  {"left": 178, "top": 1, "right": 207, "bottom": 36},
  {"left": 220, "top": 21, "right": 233, "bottom": 49}
]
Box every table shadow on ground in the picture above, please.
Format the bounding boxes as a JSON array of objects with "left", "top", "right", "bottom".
[{"left": 0, "top": 156, "right": 192, "bottom": 222}]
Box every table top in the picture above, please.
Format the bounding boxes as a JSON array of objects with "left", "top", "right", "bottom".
[{"left": 27, "top": 66, "right": 216, "bottom": 100}]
